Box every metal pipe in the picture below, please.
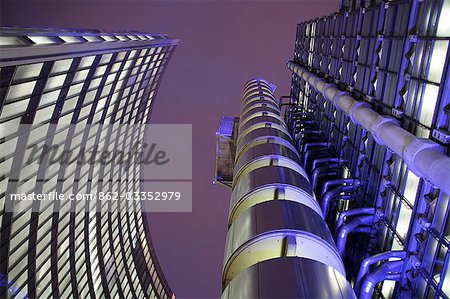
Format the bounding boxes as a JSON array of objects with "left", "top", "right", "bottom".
[
  {"left": 336, "top": 215, "right": 374, "bottom": 256},
  {"left": 356, "top": 250, "right": 406, "bottom": 292},
  {"left": 321, "top": 184, "right": 358, "bottom": 217},
  {"left": 336, "top": 207, "right": 375, "bottom": 229},
  {"left": 287, "top": 61, "right": 450, "bottom": 196},
  {"left": 359, "top": 260, "right": 404, "bottom": 299}
]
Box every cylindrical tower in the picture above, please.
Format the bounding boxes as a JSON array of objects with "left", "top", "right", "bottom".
[{"left": 221, "top": 78, "right": 355, "bottom": 298}]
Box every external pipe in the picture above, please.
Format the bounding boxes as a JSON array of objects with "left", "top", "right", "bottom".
[
  {"left": 336, "top": 215, "right": 374, "bottom": 256},
  {"left": 303, "top": 141, "right": 331, "bottom": 153},
  {"left": 311, "top": 162, "right": 341, "bottom": 191},
  {"left": 303, "top": 146, "right": 329, "bottom": 168},
  {"left": 287, "top": 61, "right": 450, "bottom": 196},
  {"left": 359, "top": 260, "right": 404, "bottom": 299},
  {"left": 321, "top": 184, "right": 358, "bottom": 218},
  {"left": 321, "top": 178, "right": 359, "bottom": 197},
  {"left": 336, "top": 207, "right": 375, "bottom": 229},
  {"left": 356, "top": 250, "right": 406, "bottom": 292}
]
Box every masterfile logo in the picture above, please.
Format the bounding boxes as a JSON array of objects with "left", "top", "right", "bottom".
[
  {"left": 3, "top": 124, "right": 192, "bottom": 213},
  {"left": 26, "top": 141, "right": 171, "bottom": 167}
]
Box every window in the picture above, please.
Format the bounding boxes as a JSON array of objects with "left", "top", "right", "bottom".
[
  {"left": 79, "top": 56, "right": 96, "bottom": 69},
  {"left": 59, "top": 36, "right": 83, "bottom": 44},
  {"left": 73, "top": 69, "right": 90, "bottom": 83},
  {"left": 14, "top": 63, "right": 43, "bottom": 82}
]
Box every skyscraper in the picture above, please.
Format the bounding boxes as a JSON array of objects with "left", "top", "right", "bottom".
[
  {"left": 0, "top": 27, "right": 177, "bottom": 298},
  {"left": 216, "top": 0, "right": 450, "bottom": 298}
]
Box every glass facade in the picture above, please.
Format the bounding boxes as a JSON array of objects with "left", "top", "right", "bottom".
[
  {"left": 287, "top": 0, "right": 450, "bottom": 298},
  {"left": 0, "top": 28, "right": 177, "bottom": 298}
]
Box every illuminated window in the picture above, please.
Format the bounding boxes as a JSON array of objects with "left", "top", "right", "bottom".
[
  {"left": 6, "top": 81, "right": 36, "bottom": 102},
  {"left": 437, "top": 0, "right": 450, "bottom": 36},
  {"left": 28, "top": 36, "right": 58, "bottom": 45},
  {"left": 427, "top": 41, "right": 449, "bottom": 83},
  {"left": 14, "top": 63, "right": 43, "bottom": 81},
  {"left": 101, "top": 35, "right": 116, "bottom": 42},
  {"left": 44, "top": 74, "right": 67, "bottom": 92},
  {"left": 94, "top": 65, "right": 108, "bottom": 78},
  {"left": 0, "top": 99, "right": 30, "bottom": 121},
  {"left": 52, "top": 59, "right": 73, "bottom": 74},
  {"left": 33, "top": 105, "right": 55, "bottom": 123},
  {"left": 67, "top": 83, "right": 84, "bottom": 98},
  {"left": 419, "top": 84, "right": 439, "bottom": 127},
  {"left": 0, "top": 36, "right": 26, "bottom": 46}
]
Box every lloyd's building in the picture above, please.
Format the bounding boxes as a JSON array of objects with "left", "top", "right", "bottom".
[{"left": 0, "top": 27, "right": 177, "bottom": 298}]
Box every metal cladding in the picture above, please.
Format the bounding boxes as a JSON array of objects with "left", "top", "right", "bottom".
[
  {"left": 221, "top": 78, "right": 355, "bottom": 298},
  {"left": 287, "top": 61, "right": 450, "bottom": 196}
]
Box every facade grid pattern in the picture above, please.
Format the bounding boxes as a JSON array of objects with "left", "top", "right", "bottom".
[
  {"left": 288, "top": 0, "right": 450, "bottom": 298},
  {"left": 0, "top": 28, "right": 177, "bottom": 299}
]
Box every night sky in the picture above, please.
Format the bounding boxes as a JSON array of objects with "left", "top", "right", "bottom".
[{"left": 2, "top": 1, "right": 339, "bottom": 298}]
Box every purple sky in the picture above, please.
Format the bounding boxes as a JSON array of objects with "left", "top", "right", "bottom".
[{"left": 2, "top": 1, "right": 339, "bottom": 298}]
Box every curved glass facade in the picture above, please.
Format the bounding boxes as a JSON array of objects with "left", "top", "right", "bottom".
[
  {"left": 0, "top": 28, "right": 177, "bottom": 298},
  {"left": 288, "top": 0, "right": 450, "bottom": 297}
]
